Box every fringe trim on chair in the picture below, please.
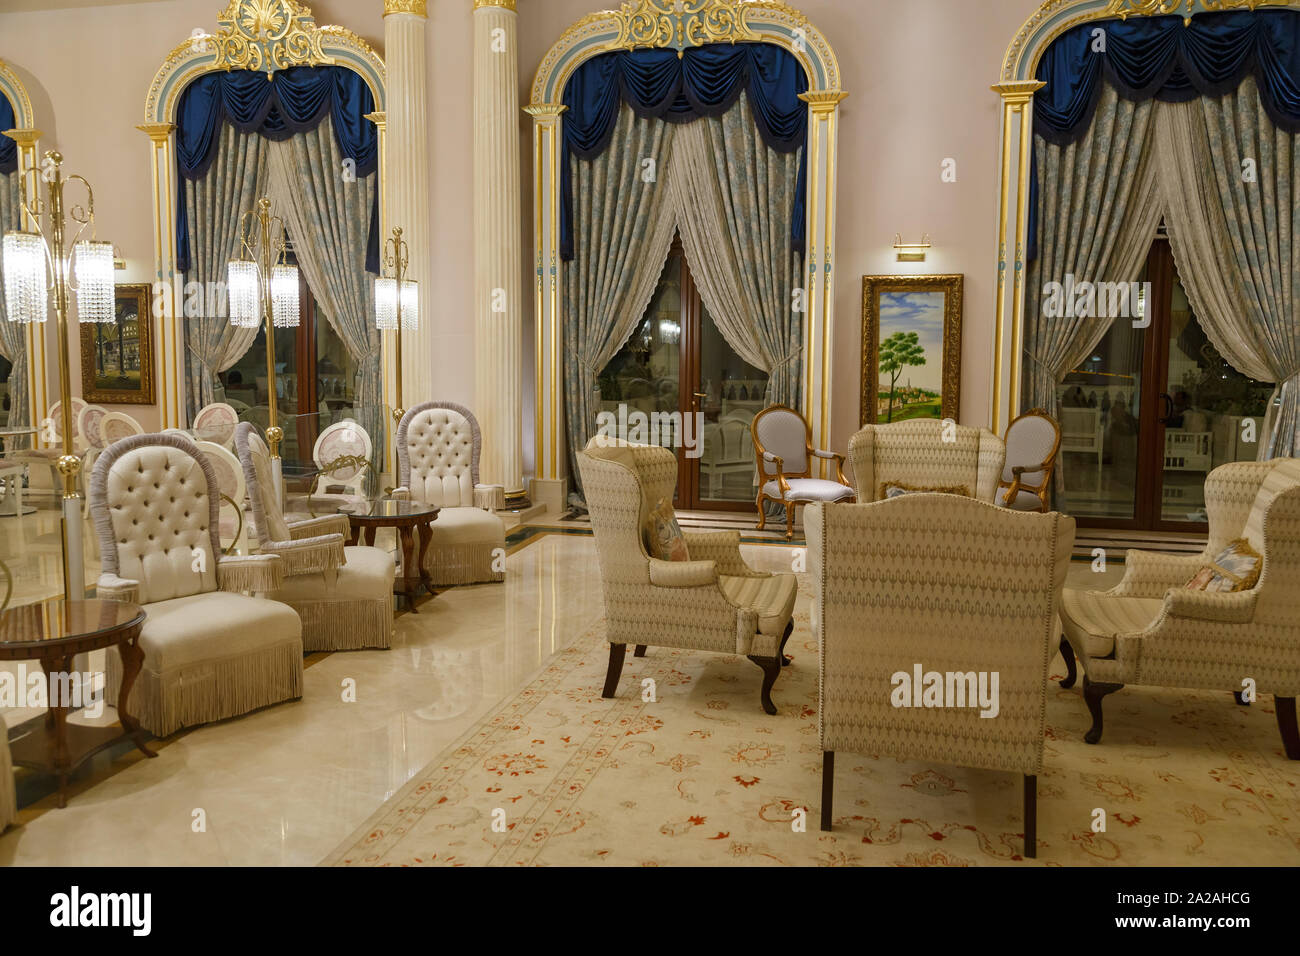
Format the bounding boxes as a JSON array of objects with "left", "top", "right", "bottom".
[
  {"left": 0, "top": 734, "right": 16, "bottom": 832},
  {"left": 278, "top": 541, "right": 345, "bottom": 576},
  {"left": 216, "top": 559, "right": 283, "bottom": 594},
  {"left": 286, "top": 595, "right": 394, "bottom": 651},
  {"left": 106, "top": 641, "right": 303, "bottom": 738},
  {"left": 420, "top": 541, "right": 505, "bottom": 587}
]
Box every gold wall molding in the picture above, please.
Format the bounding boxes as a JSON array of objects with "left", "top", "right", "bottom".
[
  {"left": 0, "top": 59, "right": 35, "bottom": 128},
  {"left": 211, "top": 0, "right": 333, "bottom": 78},
  {"left": 386, "top": 0, "right": 429, "bottom": 14},
  {"left": 473, "top": 0, "right": 517, "bottom": 10}
]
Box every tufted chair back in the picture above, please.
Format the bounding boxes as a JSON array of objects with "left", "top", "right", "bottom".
[
  {"left": 397, "top": 401, "right": 482, "bottom": 508},
  {"left": 848, "top": 420, "right": 1005, "bottom": 503},
  {"left": 234, "top": 422, "right": 292, "bottom": 546},
  {"left": 90, "top": 433, "right": 222, "bottom": 605}
]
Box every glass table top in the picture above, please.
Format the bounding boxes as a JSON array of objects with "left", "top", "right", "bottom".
[
  {"left": 337, "top": 498, "right": 439, "bottom": 520},
  {"left": 0, "top": 599, "right": 145, "bottom": 649}
]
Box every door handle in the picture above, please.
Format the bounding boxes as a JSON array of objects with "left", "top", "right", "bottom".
[
  {"left": 1158, "top": 393, "right": 1174, "bottom": 425},
  {"left": 693, "top": 392, "right": 707, "bottom": 399}
]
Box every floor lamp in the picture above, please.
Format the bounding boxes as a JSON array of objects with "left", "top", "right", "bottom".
[{"left": 376, "top": 226, "right": 418, "bottom": 466}]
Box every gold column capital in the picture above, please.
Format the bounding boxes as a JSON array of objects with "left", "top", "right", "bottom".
[
  {"left": 799, "top": 90, "right": 848, "bottom": 114},
  {"left": 364, "top": 110, "right": 387, "bottom": 131},
  {"left": 524, "top": 103, "right": 567, "bottom": 120},
  {"left": 384, "top": 0, "right": 428, "bottom": 16},
  {"left": 991, "top": 79, "right": 1045, "bottom": 105},
  {"left": 474, "top": 0, "right": 518, "bottom": 10},
  {"left": 2, "top": 127, "right": 41, "bottom": 146},
  {"left": 136, "top": 122, "right": 175, "bottom": 143}
]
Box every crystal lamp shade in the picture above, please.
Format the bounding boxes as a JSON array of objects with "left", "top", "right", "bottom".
[
  {"left": 270, "top": 263, "right": 300, "bottom": 328},
  {"left": 2, "top": 231, "right": 49, "bottom": 324},
  {"left": 73, "top": 240, "right": 115, "bottom": 323},
  {"left": 227, "top": 259, "right": 260, "bottom": 328},
  {"left": 375, "top": 277, "right": 418, "bottom": 332}
]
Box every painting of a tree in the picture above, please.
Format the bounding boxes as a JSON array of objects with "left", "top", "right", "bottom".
[{"left": 878, "top": 330, "right": 926, "bottom": 423}]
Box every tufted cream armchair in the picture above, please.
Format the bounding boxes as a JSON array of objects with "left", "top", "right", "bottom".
[
  {"left": 807, "top": 494, "right": 1075, "bottom": 857},
  {"left": 1059, "top": 459, "right": 1300, "bottom": 757},
  {"left": 90, "top": 433, "right": 303, "bottom": 737},
  {"left": 579, "top": 439, "right": 798, "bottom": 714},
  {"left": 848, "top": 419, "right": 1005, "bottom": 503},
  {"left": 235, "top": 423, "right": 395, "bottom": 651},
  {"left": 393, "top": 401, "right": 505, "bottom": 587}
]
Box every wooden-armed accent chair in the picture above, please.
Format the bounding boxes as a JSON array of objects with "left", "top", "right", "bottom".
[
  {"left": 235, "top": 422, "right": 395, "bottom": 651},
  {"left": 847, "top": 419, "right": 1005, "bottom": 503},
  {"left": 579, "top": 438, "right": 797, "bottom": 714},
  {"left": 751, "top": 404, "right": 855, "bottom": 541},
  {"left": 90, "top": 432, "right": 303, "bottom": 737},
  {"left": 807, "top": 495, "right": 1075, "bottom": 858},
  {"left": 1059, "top": 459, "right": 1300, "bottom": 756},
  {"left": 393, "top": 401, "right": 505, "bottom": 587},
  {"left": 998, "top": 409, "right": 1061, "bottom": 512}
]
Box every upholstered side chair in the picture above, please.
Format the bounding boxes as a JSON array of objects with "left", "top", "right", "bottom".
[
  {"left": 999, "top": 409, "right": 1061, "bottom": 512},
  {"left": 751, "top": 404, "right": 855, "bottom": 541},
  {"left": 847, "top": 419, "right": 1006, "bottom": 503},
  {"left": 235, "top": 423, "right": 395, "bottom": 651},
  {"left": 579, "top": 439, "right": 798, "bottom": 714},
  {"left": 393, "top": 401, "right": 506, "bottom": 587},
  {"left": 807, "top": 495, "right": 1075, "bottom": 858},
  {"left": 1059, "top": 459, "right": 1300, "bottom": 756},
  {"left": 91, "top": 432, "right": 303, "bottom": 737}
]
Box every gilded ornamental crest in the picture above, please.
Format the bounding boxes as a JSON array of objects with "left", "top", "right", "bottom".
[{"left": 212, "top": 0, "right": 334, "bottom": 79}]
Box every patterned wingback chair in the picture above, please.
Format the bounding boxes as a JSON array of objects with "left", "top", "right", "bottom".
[
  {"left": 579, "top": 439, "right": 798, "bottom": 714},
  {"left": 235, "top": 422, "right": 395, "bottom": 651},
  {"left": 807, "top": 495, "right": 1075, "bottom": 857},
  {"left": 394, "top": 401, "right": 505, "bottom": 587},
  {"left": 848, "top": 420, "right": 1005, "bottom": 503},
  {"left": 1059, "top": 459, "right": 1300, "bottom": 757},
  {"left": 90, "top": 432, "right": 303, "bottom": 737}
]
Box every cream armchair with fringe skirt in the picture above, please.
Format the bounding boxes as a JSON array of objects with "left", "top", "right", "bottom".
[
  {"left": 90, "top": 432, "right": 303, "bottom": 738},
  {"left": 807, "top": 494, "right": 1075, "bottom": 858},
  {"left": 235, "top": 423, "right": 395, "bottom": 651},
  {"left": 578, "top": 439, "right": 798, "bottom": 714}
]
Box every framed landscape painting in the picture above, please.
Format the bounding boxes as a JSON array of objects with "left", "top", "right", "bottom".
[
  {"left": 860, "top": 274, "right": 962, "bottom": 426},
  {"left": 79, "top": 282, "right": 155, "bottom": 405}
]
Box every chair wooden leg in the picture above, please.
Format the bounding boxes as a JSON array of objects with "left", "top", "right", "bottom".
[
  {"left": 1023, "top": 774, "right": 1037, "bottom": 859},
  {"left": 755, "top": 493, "right": 767, "bottom": 531},
  {"left": 633, "top": 644, "right": 647, "bottom": 658},
  {"left": 602, "top": 643, "right": 627, "bottom": 699},
  {"left": 1083, "top": 676, "right": 1124, "bottom": 745},
  {"left": 1276, "top": 696, "right": 1300, "bottom": 760},
  {"left": 779, "top": 619, "right": 794, "bottom": 666},
  {"left": 1058, "top": 636, "right": 1077, "bottom": 689},
  {"left": 821, "top": 751, "right": 834, "bottom": 831},
  {"left": 784, "top": 502, "right": 795, "bottom": 541},
  {"left": 747, "top": 655, "right": 781, "bottom": 715}
]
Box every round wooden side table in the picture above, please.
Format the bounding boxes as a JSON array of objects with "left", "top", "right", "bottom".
[
  {"left": 338, "top": 499, "right": 440, "bottom": 611},
  {"left": 0, "top": 598, "right": 154, "bottom": 808}
]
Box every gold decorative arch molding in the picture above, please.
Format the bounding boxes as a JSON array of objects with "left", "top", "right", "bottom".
[
  {"left": 527, "top": 0, "right": 844, "bottom": 497},
  {"left": 138, "top": 0, "right": 386, "bottom": 429},
  {"left": 989, "top": 0, "right": 1300, "bottom": 434}
]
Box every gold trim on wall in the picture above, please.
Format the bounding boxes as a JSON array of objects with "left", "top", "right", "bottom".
[
  {"left": 79, "top": 284, "right": 156, "bottom": 405},
  {"left": 861, "top": 274, "right": 963, "bottom": 428},
  {"left": 387, "top": 0, "right": 430, "bottom": 13}
]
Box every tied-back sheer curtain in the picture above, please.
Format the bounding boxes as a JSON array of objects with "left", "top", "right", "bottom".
[
  {"left": 265, "top": 114, "right": 383, "bottom": 485},
  {"left": 1023, "top": 83, "right": 1162, "bottom": 420},
  {"left": 183, "top": 123, "right": 269, "bottom": 418},
  {"left": 0, "top": 169, "right": 29, "bottom": 445},
  {"left": 669, "top": 91, "right": 804, "bottom": 410},
  {"left": 563, "top": 104, "right": 678, "bottom": 500}
]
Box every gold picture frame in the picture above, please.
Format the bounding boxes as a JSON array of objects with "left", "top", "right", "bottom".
[
  {"left": 80, "top": 282, "right": 155, "bottom": 405},
  {"left": 860, "top": 274, "right": 963, "bottom": 427}
]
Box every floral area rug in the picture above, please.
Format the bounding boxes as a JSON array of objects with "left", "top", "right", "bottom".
[{"left": 323, "top": 579, "right": 1300, "bottom": 867}]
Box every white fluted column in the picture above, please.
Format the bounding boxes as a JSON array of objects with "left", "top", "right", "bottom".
[
  {"left": 472, "top": 0, "right": 524, "bottom": 501},
  {"left": 384, "top": 0, "right": 433, "bottom": 423}
]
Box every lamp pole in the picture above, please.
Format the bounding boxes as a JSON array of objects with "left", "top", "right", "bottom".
[{"left": 382, "top": 226, "right": 411, "bottom": 425}]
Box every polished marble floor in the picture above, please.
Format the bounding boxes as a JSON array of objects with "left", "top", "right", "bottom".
[{"left": 2, "top": 494, "right": 1132, "bottom": 866}]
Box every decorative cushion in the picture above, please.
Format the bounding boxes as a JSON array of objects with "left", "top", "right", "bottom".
[
  {"left": 881, "top": 481, "right": 970, "bottom": 499},
  {"left": 761, "top": 478, "right": 855, "bottom": 502},
  {"left": 424, "top": 505, "right": 505, "bottom": 546},
  {"left": 274, "top": 545, "right": 396, "bottom": 603},
  {"left": 719, "top": 572, "right": 798, "bottom": 637},
  {"left": 1186, "top": 539, "right": 1262, "bottom": 593},
  {"left": 1060, "top": 589, "right": 1164, "bottom": 659},
  {"left": 644, "top": 497, "right": 689, "bottom": 562}
]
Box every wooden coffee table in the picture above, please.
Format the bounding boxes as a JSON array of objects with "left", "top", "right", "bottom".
[
  {"left": 338, "top": 499, "right": 440, "bottom": 612},
  {"left": 0, "top": 598, "right": 154, "bottom": 808}
]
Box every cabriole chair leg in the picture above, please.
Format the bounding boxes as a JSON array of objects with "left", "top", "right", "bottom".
[
  {"left": 747, "top": 655, "right": 781, "bottom": 715},
  {"left": 1276, "top": 696, "right": 1300, "bottom": 760},
  {"left": 755, "top": 493, "right": 767, "bottom": 531},
  {"left": 602, "top": 643, "right": 627, "bottom": 699},
  {"left": 1083, "top": 676, "right": 1124, "bottom": 745},
  {"left": 1058, "top": 636, "right": 1077, "bottom": 689},
  {"left": 779, "top": 620, "right": 794, "bottom": 666},
  {"left": 784, "top": 502, "right": 795, "bottom": 541}
]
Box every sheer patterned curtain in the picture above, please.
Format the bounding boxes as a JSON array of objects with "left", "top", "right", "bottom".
[
  {"left": 1024, "top": 83, "right": 1161, "bottom": 418},
  {"left": 265, "top": 114, "right": 383, "bottom": 481},
  {"left": 669, "top": 91, "right": 804, "bottom": 410},
  {"left": 183, "top": 123, "right": 269, "bottom": 419},
  {"left": 563, "top": 104, "right": 678, "bottom": 499},
  {"left": 0, "top": 169, "right": 29, "bottom": 444}
]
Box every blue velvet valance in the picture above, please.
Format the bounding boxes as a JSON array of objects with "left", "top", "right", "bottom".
[
  {"left": 561, "top": 42, "right": 808, "bottom": 261},
  {"left": 1029, "top": 9, "right": 1300, "bottom": 263},
  {"left": 174, "top": 65, "right": 379, "bottom": 273},
  {"left": 0, "top": 93, "right": 16, "bottom": 175}
]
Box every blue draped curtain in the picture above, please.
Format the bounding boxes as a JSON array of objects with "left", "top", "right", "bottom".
[
  {"left": 1029, "top": 9, "right": 1300, "bottom": 261},
  {"left": 0, "top": 92, "right": 15, "bottom": 175},
  {"left": 560, "top": 43, "right": 807, "bottom": 261},
  {"left": 174, "top": 65, "right": 379, "bottom": 274}
]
